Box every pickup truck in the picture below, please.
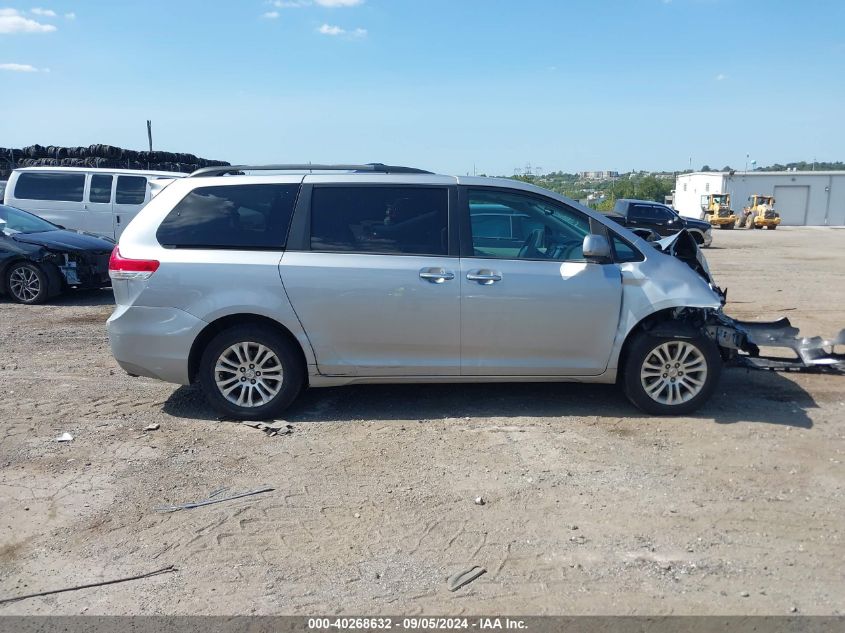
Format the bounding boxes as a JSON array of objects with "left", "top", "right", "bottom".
[{"left": 606, "top": 199, "right": 712, "bottom": 247}]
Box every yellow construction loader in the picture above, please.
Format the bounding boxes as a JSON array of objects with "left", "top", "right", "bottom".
[
  {"left": 737, "top": 194, "right": 781, "bottom": 229},
  {"left": 702, "top": 193, "right": 737, "bottom": 229}
]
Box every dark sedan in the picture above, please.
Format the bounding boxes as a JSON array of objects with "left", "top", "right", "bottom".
[{"left": 0, "top": 204, "right": 115, "bottom": 304}]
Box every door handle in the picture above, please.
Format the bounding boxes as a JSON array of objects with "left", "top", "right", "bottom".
[
  {"left": 419, "top": 268, "right": 455, "bottom": 283},
  {"left": 466, "top": 270, "right": 503, "bottom": 284}
]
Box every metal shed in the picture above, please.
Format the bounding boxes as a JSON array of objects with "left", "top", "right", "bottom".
[{"left": 673, "top": 171, "right": 845, "bottom": 226}]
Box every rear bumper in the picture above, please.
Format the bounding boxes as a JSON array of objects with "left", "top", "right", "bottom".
[{"left": 107, "top": 305, "right": 207, "bottom": 385}]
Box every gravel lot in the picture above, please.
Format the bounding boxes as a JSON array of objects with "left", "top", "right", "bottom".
[{"left": 1, "top": 227, "right": 843, "bottom": 615}]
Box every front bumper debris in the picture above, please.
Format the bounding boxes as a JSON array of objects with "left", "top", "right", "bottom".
[
  {"left": 717, "top": 316, "right": 845, "bottom": 372},
  {"left": 57, "top": 251, "right": 111, "bottom": 288}
]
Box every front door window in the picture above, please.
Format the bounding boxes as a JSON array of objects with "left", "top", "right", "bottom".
[{"left": 468, "top": 189, "right": 590, "bottom": 261}]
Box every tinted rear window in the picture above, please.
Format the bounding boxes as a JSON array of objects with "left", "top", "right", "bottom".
[
  {"left": 116, "top": 176, "right": 147, "bottom": 205},
  {"left": 157, "top": 184, "right": 300, "bottom": 249},
  {"left": 310, "top": 186, "right": 448, "bottom": 255},
  {"left": 14, "top": 172, "right": 85, "bottom": 202}
]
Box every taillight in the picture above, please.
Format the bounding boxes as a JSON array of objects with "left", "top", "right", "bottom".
[{"left": 108, "top": 246, "right": 160, "bottom": 280}]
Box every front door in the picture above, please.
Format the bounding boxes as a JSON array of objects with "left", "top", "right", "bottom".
[
  {"left": 282, "top": 184, "right": 460, "bottom": 376},
  {"left": 85, "top": 173, "right": 115, "bottom": 238},
  {"left": 459, "top": 187, "right": 622, "bottom": 376}
]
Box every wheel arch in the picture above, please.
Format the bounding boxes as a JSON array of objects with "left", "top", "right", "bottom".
[
  {"left": 0, "top": 257, "right": 63, "bottom": 298},
  {"left": 188, "top": 313, "right": 311, "bottom": 385},
  {"left": 615, "top": 307, "right": 710, "bottom": 384},
  {"left": 686, "top": 228, "right": 705, "bottom": 245}
]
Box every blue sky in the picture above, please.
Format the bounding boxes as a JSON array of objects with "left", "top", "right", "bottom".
[{"left": 1, "top": 0, "right": 843, "bottom": 175}]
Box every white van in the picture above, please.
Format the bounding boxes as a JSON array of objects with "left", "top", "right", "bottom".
[{"left": 3, "top": 167, "right": 186, "bottom": 239}]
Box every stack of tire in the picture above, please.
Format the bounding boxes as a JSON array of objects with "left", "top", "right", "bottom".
[{"left": 0, "top": 144, "right": 229, "bottom": 181}]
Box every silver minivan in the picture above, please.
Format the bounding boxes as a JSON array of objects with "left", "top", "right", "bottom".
[{"left": 107, "top": 164, "right": 766, "bottom": 418}]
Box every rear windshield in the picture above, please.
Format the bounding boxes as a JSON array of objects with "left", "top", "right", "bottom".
[
  {"left": 156, "top": 184, "right": 300, "bottom": 249},
  {"left": 14, "top": 172, "right": 85, "bottom": 202}
]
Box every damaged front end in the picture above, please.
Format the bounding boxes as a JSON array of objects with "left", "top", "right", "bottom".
[
  {"left": 48, "top": 250, "right": 111, "bottom": 289},
  {"left": 650, "top": 230, "right": 845, "bottom": 373},
  {"left": 719, "top": 317, "right": 845, "bottom": 372}
]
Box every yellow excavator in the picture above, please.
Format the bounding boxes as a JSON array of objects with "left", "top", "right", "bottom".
[
  {"left": 702, "top": 193, "right": 737, "bottom": 229},
  {"left": 737, "top": 194, "right": 781, "bottom": 229}
]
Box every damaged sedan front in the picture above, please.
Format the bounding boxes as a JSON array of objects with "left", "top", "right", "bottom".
[{"left": 0, "top": 204, "right": 114, "bottom": 304}]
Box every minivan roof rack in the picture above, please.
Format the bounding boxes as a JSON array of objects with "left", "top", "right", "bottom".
[{"left": 189, "top": 163, "right": 433, "bottom": 178}]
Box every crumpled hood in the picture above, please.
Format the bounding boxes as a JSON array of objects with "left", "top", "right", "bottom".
[
  {"left": 12, "top": 230, "right": 115, "bottom": 251},
  {"left": 653, "top": 229, "right": 718, "bottom": 290}
]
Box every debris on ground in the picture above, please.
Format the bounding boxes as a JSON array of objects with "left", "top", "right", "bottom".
[
  {"left": 143, "top": 423, "right": 160, "bottom": 432},
  {"left": 155, "top": 487, "right": 274, "bottom": 513},
  {"left": 0, "top": 565, "right": 177, "bottom": 606},
  {"left": 474, "top": 496, "right": 485, "bottom": 506},
  {"left": 54, "top": 432, "right": 73, "bottom": 443},
  {"left": 237, "top": 421, "right": 293, "bottom": 437},
  {"left": 447, "top": 566, "right": 486, "bottom": 592}
]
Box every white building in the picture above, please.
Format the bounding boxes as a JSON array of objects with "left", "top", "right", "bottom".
[
  {"left": 673, "top": 171, "right": 845, "bottom": 225},
  {"left": 579, "top": 170, "right": 619, "bottom": 181}
]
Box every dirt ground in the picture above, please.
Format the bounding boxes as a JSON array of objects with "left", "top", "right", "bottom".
[{"left": 1, "top": 227, "right": 843, "bottom": 615}]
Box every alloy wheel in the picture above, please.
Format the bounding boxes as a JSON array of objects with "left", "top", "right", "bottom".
[
  {"left": 214, "top": 341, "right": 284, "bottom": 408},
  {"left": 640, "top": 341, "right": 708, "bottom": 406},
  {"left": 9, "top": 266, "right": 41, "bottom": 303}
]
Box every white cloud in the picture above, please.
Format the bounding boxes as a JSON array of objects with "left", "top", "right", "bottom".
[
  {"left": 715, "top": 73, "right": 726, "bottom": 81},
  {"left": 261, "top": 10, "right": 280, "bottom": 18},
  {"left": 0, "top": 8, "right": 57, "bottom": 33},
  {"left": 0, "top": 62, "right": 47, "bottom": 72},
  {"left": 65, "top": 12, "right": 75, "bottom": 19},
  {"left": 270, "top": 0, "right": 311, "bottom": 7},
  {"left": 31, "top": 7, "right": 57, "bottom": 17},
  {"left": 318, "top": 23, "right": 343, "bottom": 35},
  {"left": 315, "top": 0, "right": 364, "bottom": 6},
  {"left": 317, "top": 23, "right": 366, "bottom": 37}
]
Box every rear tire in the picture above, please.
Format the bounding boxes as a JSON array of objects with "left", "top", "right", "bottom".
[
  {"left": 6, "top": 262, "right": 49, "bottom": 304},
  {"left": 622, "top": 331, "right": 721, "bottom": 416},
  {"left": 769, "top": 224, "right": 777, "bottom": 230},
  {"left": 198, "top": 325, "right": 305, "bottom": 420}
]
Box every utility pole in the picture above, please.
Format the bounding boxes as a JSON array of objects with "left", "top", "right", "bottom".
[{"left": 147, "top": 120, "right": 153, "bottom": 153}]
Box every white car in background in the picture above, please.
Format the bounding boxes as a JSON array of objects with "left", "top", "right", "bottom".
[{"left": 3, "top": 167, "right": 185, "bottom": 240}]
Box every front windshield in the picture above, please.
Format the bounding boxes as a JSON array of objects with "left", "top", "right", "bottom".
[
  {"left": 0, "top": 204, "right": 58, "bottom": 235},
  {"left": 713, "top": 195, "right": 728, "bottom": 204}
]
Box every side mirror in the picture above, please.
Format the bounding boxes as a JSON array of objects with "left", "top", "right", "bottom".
[{"left": 583, "top": 234, "right": 611, "bottom": 262}]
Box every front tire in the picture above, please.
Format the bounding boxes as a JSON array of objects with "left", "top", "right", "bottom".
[
  {"left": 198, "top": 325, "right": 305, "bottom": 420},
  {"left": 622, "top": 332, "right": 721, "bottom": 415},
  {"left": 6, "top": 262, "right": 49, "bottom": 304}
]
